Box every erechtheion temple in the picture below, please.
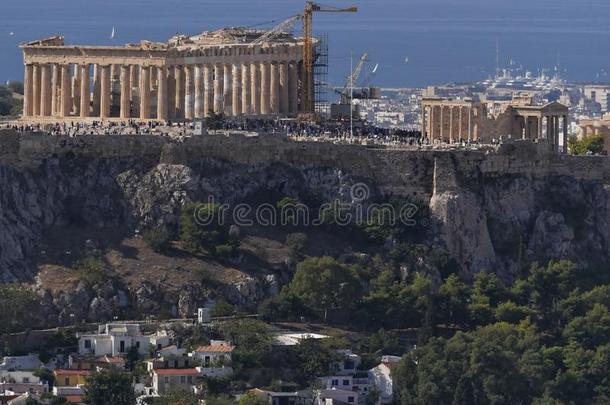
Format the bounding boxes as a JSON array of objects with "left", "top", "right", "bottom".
[
  {"left": 20, "top": 29, "right": 304, "bottom": 121},
  {"left": 421, "top": 97, "right": 569, "bottom": 152}
]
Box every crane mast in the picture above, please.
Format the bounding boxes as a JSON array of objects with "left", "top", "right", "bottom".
[{"left": 302, "top": 1, "right": 357, "bottom": 117}]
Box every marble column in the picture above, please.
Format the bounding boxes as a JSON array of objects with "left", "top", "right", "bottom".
[
  {"left": 51, "top": 64, "right": 59, "bottom": 116},
  {"left": 439, "top": 106, "right": 445, "bottom": 142},
  {"left": 223, "top": 64, "right": 232, "bottom": 115},
  {"left": 194, "top": 65, "right": 204, "bottom": 119},
  {"left": 100, "top": 65, "right": 111, "bottom": 118},
  {"left": 73, "top": 66, "right": 81, "bottom": 115},
  {"left": 40, "top": 64, "right": 52, "bottom": 116},
  {"left": 554, "top": 115, "right": 560, "bottom": 151},
  {"left": 167, "top": 67, "right": 176, "bottom": 120},
  {"left": 157, "top": 66, "right": 168, "bottom": 121},
  {"left": 92, "top": 65, "right": 101, "bottom": 117},
  {"left": 79, "top": 64, "right": 90, "bottom": 118},
  {"left": 203, "top": 64, "right": 213, "bottom": 117},
  {"left": 232, "top": 63, "right": 242, "bottom": 116},
  {"left": 213, "top": 63, "right": 223, "bottom": 114},
  {"left": 468, "top": 108, "right": 473, "bottom": 141},
  {"left": 260, "top": 62, "right": 270, "bottom": 115},
  {"left": 23, "top": 64, "right": 34, "bottom": 117},
  {"left": 458, "top": 107, "right": 464, "bottom": 141},
  {"left": 60, "top": 65, "right": 71, "bottom": 117},
  {"left": 140, "top": 66, "right": 151, "bottom": 120},
  {"left": 288, "top": 62, "right": 298, "bottom": 115},
  {"left": 241, "top": 63, "right": 251, "bottom": 115},
  {"left": 537, "top": 116, "right": 543, "bottom": 139},
  {"left": 174, "top": 66, "right": 184, "bottom": 119},
  {"left": 251, "top": 62, "right": 261, "bottom": 115},
  {"left": 279, "top": 62, "right": 289, "bottom": 115},
  {"left": 119, "top": 65, "right": 131, "bottom": 119},
  {"left": 430, "top": 106, "right": 435, "bottom": 140},
  {"left": 130, "top": 66, "right": 139, "bottom": 101},
  {"left": 184, "top": 65, "right": 194, "bottom": 120},
  {"left": 562, "top": 115, "right": 568, "bottom": 153},
  {"left": 270, "top": 62, "right": 280, "bottom": 114},
  {"left": 449, "top": 106, "right": 454, "bottom": 143}
]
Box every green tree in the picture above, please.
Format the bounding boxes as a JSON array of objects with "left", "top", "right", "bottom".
[
  {"left": 221, "top": 319, "right": 273, "bottom": 369},
  {"left": 286, "top": 232, "right": 308, "bottom": 257},
  {"left": 0, "top": 284, "right": 37, "bottom": 336},
  {"left": 83, "top": 368, "right": 135, "bottom": 405},
  {"left": 563, "top": 304, "right": 610, "bottom": 349},
  {"left": 34, "top": 368, "right": 56, "bottom": 389},
  {"left": 180, "top": 202, "right": 237, "bottom": 256},
  {"left": 568, "top": 134, "right": 605, "bottom": 155},
  {"left": 437, "top": 274, "right": 471, "bottom": 326},
  {"left": 74, "top": 257, "right": 111, "bottom": 287},
  {"left": 143, "top": 228, "right": 171, "bottom": 253},
  {"left": 393, "top": 323, "right": 549, "bottom": 405},
  {"left": 153, "top": 392, "right": 199, "bottom": 405},
  {"left": 238, "top": 392, "right": 268, "bottom": 405},
  {"left": 287, "top": 256, "right": 362, "bottom": 318}
]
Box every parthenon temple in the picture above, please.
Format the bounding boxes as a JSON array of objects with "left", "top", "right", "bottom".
[
  {"left": 20, "top": 29, "right": 305, "bottom": 121},
  {"left": 421, "top": 97, "right": 570, "bottom": 153}
]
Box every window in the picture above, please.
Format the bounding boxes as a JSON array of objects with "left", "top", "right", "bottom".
[
  {"left": 84, "top": 339, "right": 91, "bottom": 349},
  {"left": 332, "top": 379, "right": 339, "bottom": 386},
  {"left": 136, "top": 341, "right": 140, "bottom": 349},
  {"left": 180, "top": 376, "right": 186, "bottom": 383},
  {"left": 174, "top": 360, "right": 179, "bottom": 368},
  {"left": 164, "top": 377, "right": 169, "bottom": 384},
  {"left": 119, "top": 340, "right": 125, "bottom": 353},
  {"left": 157, "top": 344, "right": 162, "bottom": 350},
  {"left": 187, "top": 376, "right": 193, "bottom": 383},
  {"left": 344, "top": 360, "right": 355, "bottom": 370},
  {"left": 348, "top": 397, "right": 354, "bottom": 403},
  {"left": 343, "top": 379, "right": 350, "bottom": 386},
  {"left": 65, "top": 377, "right": 69, "bottom": 386},
  {"left": 185, "top": 360, "right": 189, "bottom": 367},
  {"left": 23, "top": 377, "right": 29, "bottom": 383}
]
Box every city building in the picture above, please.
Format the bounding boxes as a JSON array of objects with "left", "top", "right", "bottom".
[
  {"left": 77, "top": 323, "right": 170, "bottom": 357},
  {"left": 151, "top": 368, "right": 200, "bottom": 395},
  {"left": 20, "top": 28, "right": 304, "bottom": 122},
  {"left": 191, "top": 340, "right": 234, "bottom": 367}
]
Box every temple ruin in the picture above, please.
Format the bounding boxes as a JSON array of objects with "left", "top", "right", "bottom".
[
  {"left": 20, "top": 29, "right": 305, "bottom": 121},
  {"left": 421, "top": 97, "right": 569, "bottom": 153}
]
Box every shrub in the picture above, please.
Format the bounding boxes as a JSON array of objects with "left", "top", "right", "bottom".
[
  {"left": 286, "top": 232, "right": 307, "bottom": 257},
  {"left": 74, "top": 257, "right": 109, "bottom": 287},
  {"left": 143, "top": 228, "right": 171, "bottom": 253}
]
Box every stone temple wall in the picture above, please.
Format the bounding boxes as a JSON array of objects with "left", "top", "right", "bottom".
[{"left": 1, "top": 130, "right": 608, "bottom": 199}]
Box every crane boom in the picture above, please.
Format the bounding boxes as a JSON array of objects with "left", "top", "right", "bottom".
[
  {"left": 251, "top": 15, "right": 301, "bottom": 46},
  {"left": 302, "top": 1, "right": 357, "bottom": 116},
  {"left": 343, "top": 53, "right": 368, "bottom": 93}
]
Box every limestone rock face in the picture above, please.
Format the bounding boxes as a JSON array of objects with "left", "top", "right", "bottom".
[
  {"left": 0, "top": 134, "right": 609, "bottom": 325},
  {"left": 430, "top": 190, "right": 497, "bottom": 278}
]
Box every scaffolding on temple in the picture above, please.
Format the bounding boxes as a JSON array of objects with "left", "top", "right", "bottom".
[{"left": 314, "top": 33, "right": 329, "bottom": 118}]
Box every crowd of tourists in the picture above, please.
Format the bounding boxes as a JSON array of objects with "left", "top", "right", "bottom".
[{"left": 1, "top": 117, "right": 492, "bottom": 149}]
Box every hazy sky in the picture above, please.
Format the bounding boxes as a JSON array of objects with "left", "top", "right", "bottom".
[{"left": 2, "top": 0, "right": 610, "bottom": 86}]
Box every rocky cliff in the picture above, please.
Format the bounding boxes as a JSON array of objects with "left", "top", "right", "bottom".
[{"left": 0, "top": 130, "right": 608, "bottom": 325}]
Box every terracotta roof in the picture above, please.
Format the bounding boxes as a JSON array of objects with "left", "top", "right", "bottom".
[
  {"left": 65, "top": 395, "right": 84, "bottom": 403},
  {"left": 54, "top": 369, "right": 93, "bottom": 376},
  {"left": 382, "top": 362, "right": 398, "bottom": 370},
  {"left": 195, "top": 344, "right": 235, "bottom": 353},
  {"left": 153, "top": 368, "right": 200, "bottom": 376},
  {"left": 102, "top": 356, "right": 126, "bottom": 364}
]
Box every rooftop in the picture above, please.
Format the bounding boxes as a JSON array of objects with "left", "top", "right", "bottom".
[
  {"left": 195, "top": 344, "right": 235, "bottom": 353},
  {"left": 53, "top": 369, "right": 93, "bottom": 376},
  {"left": 153, "top": 368, "right": 200, "bottom": 376}
]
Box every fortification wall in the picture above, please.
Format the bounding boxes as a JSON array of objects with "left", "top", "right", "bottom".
[{"left": 0, "top": 131, "right": 608, "bottom": 199}]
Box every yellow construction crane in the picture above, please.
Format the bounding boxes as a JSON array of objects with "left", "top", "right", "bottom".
[{"left": 302, "top": 1, "right": 357, "bottom": 117}]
